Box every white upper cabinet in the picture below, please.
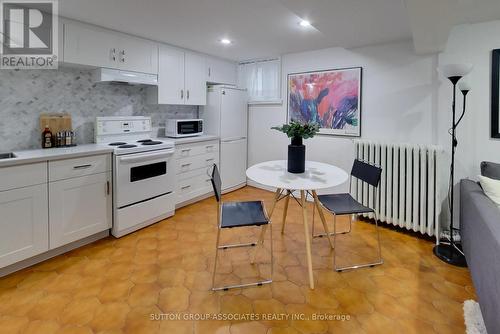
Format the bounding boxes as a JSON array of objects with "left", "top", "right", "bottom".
[
  {"left": 148, "top": 47, "right": 207, "bottom": 105},
  {"left": 117, "top": 35, "right": 158, "bottom": 74},
  {"left": 185, "top": 52, "right": 207, "bottom": 105},
  {"left": 155, "top": 46, "right": 185, "bottom": 105},
  {"left": 63, "top": 22, "right": 158, "bottom": 74},
  {"left": 206, "top": 57, "right": 237, "bottom": 85}
]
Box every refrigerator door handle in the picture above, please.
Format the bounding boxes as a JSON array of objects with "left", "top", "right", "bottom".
[{"left": 222, "top": 137, "right": 246, "bottom": 143}]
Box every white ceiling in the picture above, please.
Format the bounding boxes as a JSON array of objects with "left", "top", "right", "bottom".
[
  {"left": 59, "top": 0, "right": 500, "bottom": 61},
  {"left": 59, "top": 0, "right": 412, "bottom": 61}
]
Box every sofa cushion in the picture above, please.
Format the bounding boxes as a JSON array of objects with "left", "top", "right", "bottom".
[
  {"left": 479, "top": 175, "right": 500, "bottom": 210},
  {"left": 481, "top": 161, "right": 500, "bottom": 180}
]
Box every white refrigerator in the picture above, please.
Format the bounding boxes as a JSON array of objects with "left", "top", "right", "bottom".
[{"left": 202, "top": 86, "right": 248, "bottom": 192}]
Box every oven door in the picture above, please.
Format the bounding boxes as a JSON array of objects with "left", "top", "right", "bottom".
[{"left": 115, "top": 149, "right": 175, "bottom": 208}]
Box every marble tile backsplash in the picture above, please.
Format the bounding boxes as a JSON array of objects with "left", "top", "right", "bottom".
[{"left": 0, "top": 67, "right": 198, "bottom": 151}]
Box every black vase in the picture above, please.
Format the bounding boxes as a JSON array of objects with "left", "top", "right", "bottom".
[{"left": 288, "top": 137, "right": 305, "bottom": 173}]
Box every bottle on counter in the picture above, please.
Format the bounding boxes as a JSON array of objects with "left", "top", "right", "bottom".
[{"left": 42, "top": 125, "right": 53, "bottom": 148}]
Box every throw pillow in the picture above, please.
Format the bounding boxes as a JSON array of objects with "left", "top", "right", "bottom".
[
  {"left": 478, "top": 175, "right": 500, "bottom": 210},
  {"left": 481, "top": 161, "right": 500, "bottom": 180}
]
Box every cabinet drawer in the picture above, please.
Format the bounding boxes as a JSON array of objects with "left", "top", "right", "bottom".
[
  {"left": 0, "top": 162, "right": 47, "bottom": 192},
  {"left": 175, "top": 141, "right": 219, "bottom": 159},
  {"left": 176, "top": 172, "right": 213, "bottom": 204},
  {"left": 49, "top": 154, "right": 111, "bottom": 182},
  {"left": 176, "top": 152, "right": 218, "bottom": 175}
]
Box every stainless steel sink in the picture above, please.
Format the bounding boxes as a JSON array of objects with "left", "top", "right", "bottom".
[{"left": 0, "top": 153, "right": 16, "bottom": 159}]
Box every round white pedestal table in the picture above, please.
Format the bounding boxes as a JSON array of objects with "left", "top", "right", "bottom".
[{"left": 246, "top": 160, "right": 348, "bottom": 289}]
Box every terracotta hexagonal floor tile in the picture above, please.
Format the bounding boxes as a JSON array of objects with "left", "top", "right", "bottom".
[
  {"left": 128, "top": 283, "right": 162, "bottom": 307},
  {"left": 72, "top": 275, "right": 105, "bottom": 299},
  {"left": 189, "top": 291, "right": 219, "bottom": 314},
  {"left": 271, "top": 281, "right": 305, "bottom": 305},
  {"left": 0, "top": 315, "right": 29, "bottom": 333},
  {"left": 286, "top": 303, "right": 328, "bottom": 334},
  {"left": 194, "top": 320, "right": 230, "bottom": 334},
  {"left": 55, "top": 325, "right": 93, "bottom": 334},
  {"left": 124, "top": 305, "right": 161, "bottom": 334},
  {"left": 130, "top": 264, "right": 160, "bottom": 284},
  {"left": 158, "top": 286, "right": 191, "bottom": 312},
  {"left": 88, "top": 302, "right": 130, "bottom": 332},
  {"left": 0, "top": 289, "right": 44, "bottom": 317},
  {"left": 44, "top": 274, "right": 82, "bottom": 293},
  {"left": 157, "top": 268, "right": 187, "bottom": 288},
  {"left": 59, "top": 297, "right": 101, "bottom": 326},
  {"left": 220, "top": 295, "right": 254, "bottom": 315},
  {"left": 27, "top": 293, "right": 72, "bottom": 321},
  {"left": 161, "top": 319, "right": 195, "bottom": 334},
  {"left": 332, "top": 288, "right": 374, "bottom": 315},
  {"left": 302, "top": 287, "right": 339, "bottom": 310},
  {"left": 230, "top": 321, "right": 268, "bottom": 334},
  {"left": 98, "top": 279, "right": 134, "bottom": 303},
  {"left": 253, "top": 299, "right": 287, "bottom": 328},
  {"left": 23, "top": 320, "right": 60, "bottom": 334}
]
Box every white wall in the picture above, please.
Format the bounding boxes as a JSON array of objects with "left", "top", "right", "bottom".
[
  {"left": 438, "top": 20, "right": 500, "bottom": 180},
  {"left": 248, "top": 40, "right": 439, "bottom": 194}
]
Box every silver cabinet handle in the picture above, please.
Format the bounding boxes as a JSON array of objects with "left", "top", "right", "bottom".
[
  {"left": 208, "top": 67, "right": 211, "bottom": 77},
  {"left": 181, "top": 148, "right": 191, "bottom": 153},
  {"left": 181, "top": 90, "right": 184, "bottom": 99},
  {"left": 105, "top": 181, "right": 110, "bottom": 195},
  {"left": 181, "top": 163, "right": 191, "bottom": 168},
  {"left": 181, "top": 185, "right": 191, "bottom": 190},
  {"left": 111, "top": 48, "right": 116, "bottom": 61},
  {"left": 73, "top": 164, "right": 92, "bottom": 170},
  {"left": 187, "top": 90, "right": 190, "bottom": 100},
  {"left": 120, "top": 50, "right": 125, "bottom": 62}
]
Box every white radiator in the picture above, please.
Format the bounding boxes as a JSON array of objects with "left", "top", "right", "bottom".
[{"left": 353, "top": 141, "right": 442, "bottom": 243}]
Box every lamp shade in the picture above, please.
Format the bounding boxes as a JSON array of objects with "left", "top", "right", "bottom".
[
  {"left": 458, "top": 81, "right": 472, "bottom": 92},
  {"left": 438, "top": 63, "right": 473, "bottom": 79}
]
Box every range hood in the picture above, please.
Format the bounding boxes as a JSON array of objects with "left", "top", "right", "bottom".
[{"left": 92, "top": 68, "right": 158, "bottom": 86}]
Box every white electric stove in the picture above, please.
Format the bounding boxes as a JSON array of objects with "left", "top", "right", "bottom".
[{"left": 95, "top": 116, "right": 176, "bottom": 237}]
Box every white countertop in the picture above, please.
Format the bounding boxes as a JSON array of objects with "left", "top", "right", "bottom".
[
  {"left": 0, "top": 144, "right": 114, "bottom": 168},
  {"left": 167, "top": 135, "right": 219, "bottom": 145}
]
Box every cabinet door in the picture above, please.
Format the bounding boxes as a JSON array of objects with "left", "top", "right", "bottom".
[
  {"left": 207, "top": 57, "right": 237, "bottom": 85},
  {"left": 118, "top": 37, "right": 158, "bottom": 74},
  {"left": 0, "top": 184, "right": 48, "bottom": 268},
  {"left": 49, "top": 172, "right": 111, "bottom": 249},
  {"left": 157, "top": 46, "right": 185, "bottom": 105},
  {"left": 184, "top": 52, "right": 207, "bottom": 105},
  {"left": 63, "top": 23, "right": 117, "bottom": 69}
]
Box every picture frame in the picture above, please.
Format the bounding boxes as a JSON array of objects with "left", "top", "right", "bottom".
[
  {"left": 492, "top": 49, "right": 500, "bottom": 138},
  {"left": 287, "top": 67, "right": 362, "bottom": 137}
]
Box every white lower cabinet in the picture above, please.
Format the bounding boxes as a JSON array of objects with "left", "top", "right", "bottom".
[
  {"left": 49, "top": 172, "right": 112, "bottom": 249},
  {"left": 175, "top": 140, "right": 219, "bottom": 207},
  {"left": 0, "top": 184, "right": 49, "bottom": 268}
]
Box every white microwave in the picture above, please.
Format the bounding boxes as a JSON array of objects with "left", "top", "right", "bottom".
[{"left": 165, "top": 119, "right": 204, "bottom": 138}]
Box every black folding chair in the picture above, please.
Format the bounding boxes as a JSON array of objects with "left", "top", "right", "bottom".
[
  {"left": 210, "top": 164, "right": 273, "bottom": 291},
  {"left": 315, "top": 159, "right": 384, "bottom": 272}
]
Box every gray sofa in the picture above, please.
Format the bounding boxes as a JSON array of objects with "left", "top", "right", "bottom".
[{"left": 461, "top": 161, "right": 500, "bottom": 334}]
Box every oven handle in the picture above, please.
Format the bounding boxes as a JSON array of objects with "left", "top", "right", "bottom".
[{"left": 118, "top": 150, "right": 174, "bottom": 164}]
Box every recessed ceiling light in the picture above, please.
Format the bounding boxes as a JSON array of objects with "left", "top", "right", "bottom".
[
  {"left": 220, "top": 38, "right": 232, "bottom": 45},
  {"left": 299, "top": 20, "right": 311, "bottom": 27}
]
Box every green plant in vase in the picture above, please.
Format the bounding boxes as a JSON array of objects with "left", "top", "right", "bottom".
[{"left": 271, "top": 120, "right": 320, "bottom": 173}]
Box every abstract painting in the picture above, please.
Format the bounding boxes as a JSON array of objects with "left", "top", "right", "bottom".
[{"left": 287, "top": 67, "right": 362, "bottom": 136}]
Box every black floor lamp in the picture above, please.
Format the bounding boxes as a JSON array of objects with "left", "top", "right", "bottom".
[{"left": 433, "top": 63, "right": 473, "bottom": 267}]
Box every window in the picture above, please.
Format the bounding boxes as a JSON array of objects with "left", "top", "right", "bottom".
[{"left": 238, "top": 58, "right": 281, "bottom": 104}]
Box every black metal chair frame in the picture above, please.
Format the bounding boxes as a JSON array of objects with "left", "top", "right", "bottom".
[
  {"left": 210, "top": 165, "right": 273, "bottom": 291},
  {"left": 312, "top": 159, "right": 384, "bottom": 272}
]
